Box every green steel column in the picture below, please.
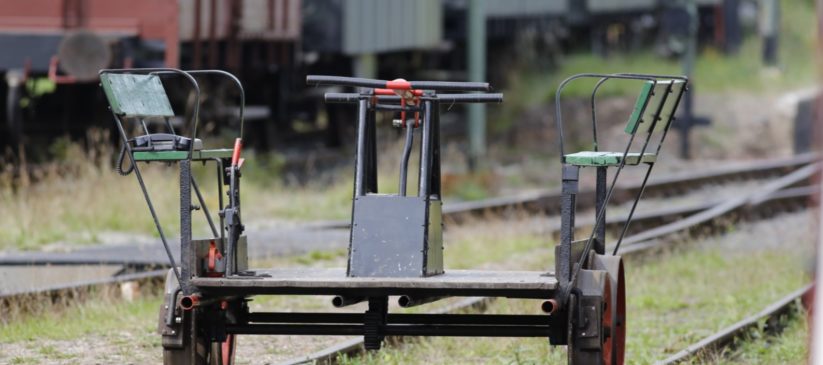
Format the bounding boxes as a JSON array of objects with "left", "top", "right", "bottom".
[
  {"left": 684, "top": 0, "right": 697, "bottom": 78},
  {"left": 679, "top": 0, "right": 698, "bottom": 159},
  {"left": 760, "top": 0, "right": 780, "bottom": 67},
  {"left": 467, "top": 0, "right": 486, "bottom": 170}
]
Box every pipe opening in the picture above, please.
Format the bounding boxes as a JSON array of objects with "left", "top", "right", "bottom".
[{"left": 541, "top": 299, "right": 559, "bottom": 314}]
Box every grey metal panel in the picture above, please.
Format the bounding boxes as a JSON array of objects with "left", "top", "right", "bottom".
[
  {"left": 349, "top": 195, "right": 443, "bottom": 277},
  {"left": 587, "top": 0, "right": 657, "bottom": 13},
  {"left": 342, "top": 0, "right": 442, "bottom": 55},
  {"left": 484, "top": 0, "right": 568, "bottom": 17},
  {"left": 425, "top": 200, "right": 443, "bottom": 275}
]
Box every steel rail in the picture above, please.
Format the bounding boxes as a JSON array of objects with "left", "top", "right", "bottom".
[
  {"left": 614, "top": 162, "right": 819, "bottom": 251},
  {"left": 303, "top": 153, "right": 817, "bottom": 230},
  {"left": 656, "top": 284, "right": 812, "bottom": 364},
  {"left": 0, "top": 268, "right": 168, "bottom": 299}
]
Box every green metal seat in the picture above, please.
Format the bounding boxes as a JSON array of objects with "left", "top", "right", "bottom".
[
  {"left": 132, "top": 149, "right": 235, "bottom": 162},
  {"left": 563, "top": 79, "right": 685, "bottom": 167},
  {"left": 563, "top": 151, "right": 657, "bottom": 166},
  {"left": 100, "top": 72, "right": 234, "bottom": 162}
]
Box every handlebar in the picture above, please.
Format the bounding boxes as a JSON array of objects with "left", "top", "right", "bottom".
[
  {"left": 307, "top": 75, "right": 491, "bottom": 92},
  {"left": 324, "top": 92, "right": 503, "bottom": 104}
]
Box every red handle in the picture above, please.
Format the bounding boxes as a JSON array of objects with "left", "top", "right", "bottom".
[
  {"left": 386, "top": 79, "right": 411, "bottom": 90},
  {"left": 374, "top": 88, "right": 422, "bottom": 96},
  {"left": 231, "top": 138, "right": 242, "bottom": 167}
]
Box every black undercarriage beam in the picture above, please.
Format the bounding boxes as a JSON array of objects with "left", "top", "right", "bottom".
[
  {"left": 226, "top": 312, "right": 555, "bottom": 337},
  {"left": 227, "top": 324, "right": 552, "bottom": 337}
]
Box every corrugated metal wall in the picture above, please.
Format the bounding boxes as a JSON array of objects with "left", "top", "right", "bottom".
[
  {"left": 179, "top": 0, "right": 301, "bottom": 41},
  {"left": 587, "top": 0, "right": 721, "bottom": 14},
  {"left": 484, "top": 0, "right": 568, "bottom": 18},
  {"left": 342, "top": 0, "right": 442, "bottom": 55},
  {"left": 587, "top": 0, "right": 658, "bottom": 13}
]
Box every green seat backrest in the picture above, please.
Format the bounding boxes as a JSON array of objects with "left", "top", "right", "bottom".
[
  {"left": 100, "top": 74, "right": 175, "bottom": 117},
  {"left": 623, "top": 80, "right": 675, "bottom": 134},
  {"left": 653, "top": 80, "right": 686, "bottom": 132}
]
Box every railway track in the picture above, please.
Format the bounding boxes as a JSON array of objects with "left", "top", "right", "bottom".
[
  {"left": 276, "top": 161, "right": 819, "bottom": 365},
  {"left": 0, "top": 155, "right": 816, "bottom": 300},
  {"left": 657, "top": 284, "right": 812, "bottom": 364},
  {"left": 0, "top": 155, "right": 818, "bottom": 364}
]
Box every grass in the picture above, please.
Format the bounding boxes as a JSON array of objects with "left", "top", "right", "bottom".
[
  {"left": 0, "top": 294, "right": 160, "bottom": 342},
  {"left": 0, "top": 138, "right": 357, "bottom": 250},
  {"left": 0, "top": 130, "right": 499, "bottom": 251},
  {"left": 0, "top": 293, "right": 162, "bottom": 363},
  {"left": 0, "top": 135, "right": 181, "bottom": 250}
]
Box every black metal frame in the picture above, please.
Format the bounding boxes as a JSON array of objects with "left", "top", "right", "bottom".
[{"left": 190, "top": 75, "right": 564, "bottom": 348}]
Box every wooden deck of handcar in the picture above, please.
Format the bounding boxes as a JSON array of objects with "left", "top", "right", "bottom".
[{"left": 192, "top": 268, "right": 558, "bottom": 298}]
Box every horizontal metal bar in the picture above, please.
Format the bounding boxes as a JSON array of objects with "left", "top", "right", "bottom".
[
  {"left": 382, "top": 324, "right": 551, "bottom": 337},
  {"left": 229, "top": 324, "right": 362, "bottom": 335},
  {"left": 247, "top": 312, "right": 552, "bottom": 326},
  {"left": 248, "top": 312, "right": 363, "bottom": 324},
  {"left": 307, "top": 75, "right": 491, "bottom": 92},
  {"left": 324, "top": 93, "right": 503, "bottom": 104},
  {"left": 227, "top": 323, "right": 551, "bottom": 337}
]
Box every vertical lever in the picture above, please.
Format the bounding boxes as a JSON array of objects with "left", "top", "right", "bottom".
[
  {"left": 224, "top": 138, "right": 244, "bottom": 276},
  {"left": 398, "top": 119, "right": 415, "bottom": 196}
]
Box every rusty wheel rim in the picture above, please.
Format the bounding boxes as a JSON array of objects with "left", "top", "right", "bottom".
[
  {"left": 613, "top": 260, "right": 626, "bottom": 365},
  {"left": 601, "top": 276, "right": 614, "bottom": 365},
  {"left": 594, "top": 255, "right": 626, "bottom": 365},
  {"left": 220, "top": 335, "right": 236, "bottom": 365}
]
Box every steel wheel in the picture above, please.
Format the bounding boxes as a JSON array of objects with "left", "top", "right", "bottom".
[
  {"left": 163, "top": 310, "right": 209, "bottom": 365},
  {"left": 210, "top": 334, "right": 236, "bottom": 365}
]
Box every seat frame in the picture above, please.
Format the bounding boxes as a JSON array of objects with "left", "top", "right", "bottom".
[
  {"left": 554, "top": 73, "right": 688, "bottom": 302},
  {"left": 99, "top": 68, "right": 246, "bottom": 294}
]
